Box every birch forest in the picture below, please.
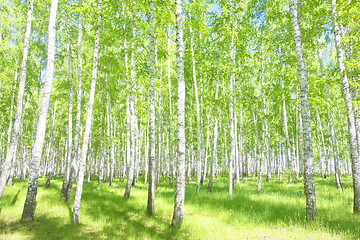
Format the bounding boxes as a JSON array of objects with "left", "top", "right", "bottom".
[{"left": 1, "top": 0, "right": 360, "bottom": 239}]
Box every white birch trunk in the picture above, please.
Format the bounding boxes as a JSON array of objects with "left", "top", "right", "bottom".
[
  {"left": 21, "top": 0, "right": 58, "bottom": 221},
  {"left": 65, "top": 5, "right": 83, "bottom": 200},
  {"left": 228, "top": 28, "right": 236, "bottom": 196},
  {"left": 124, "top": 26, "right": 136, "bottom": 198},
  {"left": 168, "top": 26, "right": 174, "bottom": 186},
  {"left": 147, "top": 0, "right": 156, "bottom": 214},
  {"left": 189, "top": 10, "right": 202, "bottom": 194},
  {"left": 280, "top": 52, "right": 293, "bottom": 184},
  {"left": 317, "top": 39, "right": 343, "bottom": 190},
  {"left": 290, "top": 0, "right": 316, "bottom": 220},
  {"left": 62, "top": 42, "right": 73, "bottom": 199},
  {"left": 72, "top": 0, "right": 102, "bottom": 223},
  {"left": 171, "top": 0, "right": 186, "bottom": 226},
  {"left": 0, "top": 1, "right": 33, "bottom": 199},
  {"left": 45, "top": 99, "right": 57, "bottom": 188},
  {"left": 331, "top": 0, "right": 360, "bottom": 211},
  {"left": 208, "top": 81, "right": 219, "bottom": 192}
]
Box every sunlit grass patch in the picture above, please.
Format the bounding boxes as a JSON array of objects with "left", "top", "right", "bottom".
[{"left": 0, "top": 175, "right": 359, "bottom": 239}]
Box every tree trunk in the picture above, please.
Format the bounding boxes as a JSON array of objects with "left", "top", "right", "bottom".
[
  {"left": 280, "top": 48, "right": 293, "bottom": 184},
  {"left": 168, "top": 26, "right": 174, "bottom": 186},
  {"left": 228, "top": 29, "right": 236, "bottom": 196},
  {"left": 147, "top": 0, "right": 156, "bottom": 215},
  {"left": 45, "top": 99, "right": 57, "bottom": 188},
  {"left": 208, "top": 80, "right": 219, "bottom": 192},
  {"left": 124, "top": 26, "right": 136, "bottom": 198},
  {"left": 155, "top": 85, "right": 161, "bottom": 189},
  {"left": 0, "top": 1, "right": 33, "bottom": 199},
  {"left": 295, "top": 98, "right": 300, "bottom": 179},
  {"left": 316, "top": 112, "right": 323, "bottom": 177},
  {"left": 317, "top": 38, "right": 342, "bottom": 190},
  {"left": 21, "top": 0, "right": 58, "bottom": 222},
  {"left": 278, "top": 132, "right": 282, "bottom": 181},
  {"left": 62, "top": 41, "right": 73, "bottom": 199},
  {"left": 72, "top": 0, "right": 102, "bottom": 223},
  {"left": 290, "top": 0, "right": 316, "bottom": 220},
  {"left": 189, "top": 10, "right": 202, "bottom": 194},
  {"left": 331, "top": 0, "right": 360, "bottom": 212},
  {"left": 171, "top": 0, "right": 186, "bottom": 226},
  {"left": 65, "top": 6, "right": 83, "bottom": 201},
  {"left": 317, "top": 111, "right": 329, "bottom": 177}
]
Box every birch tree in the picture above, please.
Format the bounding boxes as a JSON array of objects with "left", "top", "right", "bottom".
[
  {"left": 290, "top": 0, "right": 316, "bottom": 220},
  {"left": 21, "top": 0, "right": 58, "bottom": 222},
  {"left": 0, "top": 1, "right": 33, "bottom": 199},
  {"left": 73, "top": 0, "right": 102, "bottom": 223},
  {"left": 331, "top": 0, "right": 360, "bottom": 212},
  {"left": 147, "top": 0, "right": 156, "bottom": 215},
  {"left": 171, "top": 0, "right": 186, "bottom": 227}
]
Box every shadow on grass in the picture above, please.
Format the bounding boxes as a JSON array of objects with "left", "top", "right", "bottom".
[
  {"left": 78, "top": 181, "right": 188, "bottom": 239},
  {"left": 1, "top": 175, "right": 360, "bottom": 239},
  {"left": 185, "top": 176, "right": 360, "bottom": 239},
  {"left": 10, "top": 190, "right": 20, "bottom": 206}
]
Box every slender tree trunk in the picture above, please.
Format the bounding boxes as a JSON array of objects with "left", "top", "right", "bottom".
[
  {"left": 280, "top": 55, "right": 293, "bottom": 184},
  {"left": 189, "top": 10, "right": 202, "bottom": 194},
  {"left": 331, "top": 0, "right": 360, "bottom": 212},
  {"left": 168, "top": 26, "right": 174, "bottom": 186},
  {"left": 45, "top": 99, "right": 57, "bottom": 188},
  {"left": 155, "top": 84, "right": 161, "bottom": 189},
  {"left": 258, "top": 38, "right": 267, "bottom": 189},
  {"left": 228, "top": 28, "right": 236, "bottom": 196},
  {"left": 124, "top": 26, "right": 136, "bottom": 198},
  {"left": 290, "top": 0, "right": 316, "bottom": 220},
  {"left": 147, "top": 0, "right": 156, "bottom": 215},
  {"left": 208, "top": 80, "right": 219, "bottom": 192},
  {"left": 107, "top": 94, "right": 114, "bottom": 186},
  {"left": 21, "top": 0, "right": 58, "bottom": 222},
  {"left": 240, "top": 111, "right": 245, "bottom": 182},
  {"left": 65, "top": 6, "right": 83, "bottom": 201},
  {"left": 5, "top": 74, "right": 18, "bottom": 187},
  {"left": 295, "top": 98, "right": 300, "bottom": 179},
  {"left": 72, "top": 0, "right": 102, "bottom": 223},
  {"left": 62, "top": 41, "right": 73, "bottom": 198},
  {"left": 203, "top": 115, "right": 210, "bottom": 183},
  {"left": 0, "top": 1, "right": 33, "bottom": 199},
  {"left": 317, "top": 38, "right": 342, "bottom": 190},
  {"left": 316, "top": 113, "right": 323, "bottom": 177},
  {"left": 8, "top": 96, "right": 28, "bottom": 187},
  {"left": 278, "top": 132, "right": 282, "bottom": 181},
  {"left": 328, "top": 109, "right": 343, "bottom": 191},
  {"left": 144, "top": 126, "right": 149, "bottom": 185},
  {"left": 317, "top": 112, "right": 329, "bottom": 177},
  {"left": 171, "top": 0, "right": 186, "bottom": 226}
]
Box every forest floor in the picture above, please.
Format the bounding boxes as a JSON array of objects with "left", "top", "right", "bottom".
[{"left": 0, "top": 174, "right": 359, "bottom": 239}]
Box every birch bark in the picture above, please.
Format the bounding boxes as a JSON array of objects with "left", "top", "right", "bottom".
[
  {"left": 65, "top": 5, "right": 83, "bottom": 201},
  {"left": 331, "top": 0, "right": 360, "bottom": 211},
  {"left": 290, "top": 0, "right": 316, "bottom": 220},
  {"left": 208, "top": 80, "right": 219, "bottom": 192},
  {"left": 124, "top": 26, "right": 136, "bottom": 198},
  {"left": 62, "top": 41, "right": 73, "bottom": 199},
  {"left": 0, "top": 1, "right": 33, "bottom": 199},
  {"left": 72, "top": 0, "right": 102, "bottom": 223},
  {"left": 21, "top": 0, "right": 58, "bottom": 221},
  {"left": 168, "top": 26, "right": 174, "bottom": 186},
  {"left": 147, "top": 0, "right": 156, "bottom": 215},
  {"left": 171, "top": 0, "right": 186, "bottom": 226}
]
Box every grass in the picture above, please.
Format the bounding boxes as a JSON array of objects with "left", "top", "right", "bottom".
[{"left": 0, "top": 174, "right": 360, "bottom": 239}]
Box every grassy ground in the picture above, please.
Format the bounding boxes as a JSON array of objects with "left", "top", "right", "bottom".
[{"left": 0, "top": 174, "right": 359, "bottom": 239}]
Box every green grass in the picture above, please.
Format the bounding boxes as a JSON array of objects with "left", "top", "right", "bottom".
[{"left": 1, "top": 175, "right": 360, "bottom": 239}]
